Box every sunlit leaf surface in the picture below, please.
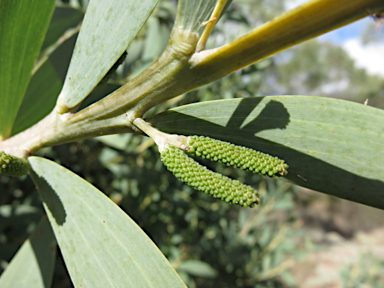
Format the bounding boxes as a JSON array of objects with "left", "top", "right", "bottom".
[
  {"left": 29, "top": 156, "right": 186, "bottom": 288},
  {"left": 57, "top": 0, "right": 159, "bottom": 111}
]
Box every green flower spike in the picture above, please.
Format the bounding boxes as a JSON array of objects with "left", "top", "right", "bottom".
[
  {"left": 161, "top": 146, "right": 260, "bottom": 208},
  {"left": 186, "top": 136, "right": 288, "bottom": 177},
  {"left": 0, "top": 152, "right": 30, "bottom": 177}
]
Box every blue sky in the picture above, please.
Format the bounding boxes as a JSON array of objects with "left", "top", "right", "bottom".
[{"left": 318, "top": 18, "right": 368, "bottom": 44}]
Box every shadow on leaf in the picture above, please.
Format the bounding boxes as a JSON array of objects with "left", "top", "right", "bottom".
[
  {"left": 151, "top": 97, "right": 384, "bottom": 209},
  {"left": 30, "top": 170, "right": 67, "bottom": 225}
]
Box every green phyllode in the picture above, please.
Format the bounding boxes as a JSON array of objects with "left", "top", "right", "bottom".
[
  {"left": 161, "top": 146, "right": 260, "bottom": 208},
  {"left": 186, "top": 136, "right": 288, "bottom": 177},
  {"left": 0, "top": 152, "right": 30, "bottom": 177}
]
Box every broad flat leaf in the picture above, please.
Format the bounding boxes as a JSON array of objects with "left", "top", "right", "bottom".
[
  {"left": 12, "top": 60, "right": 62, "bottom": 135},
  {"left": 0, "top": 0, "right": 56, "bottom": 139},
  {"left": 29, "top": 156, "right": 186, "bottom": 288},
  {"left": 0, "top": 217, "right": 56, "bottom": 288},
  {"left": 56, "top": 0, "right": 159, "bottom": 111},
  {"left": 151, "top": 96, "right": 384, "bottom": 210}
]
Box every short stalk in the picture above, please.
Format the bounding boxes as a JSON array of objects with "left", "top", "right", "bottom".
[{"left": 133, "top": 118, "right": 188, "bottom": 153}]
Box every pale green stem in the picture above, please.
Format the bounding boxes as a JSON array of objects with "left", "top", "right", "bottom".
[
  {"left": 66, "top": 26, "right": 200, "bottom": 124},
  {"left": 196, "top": 0, "right": 228, "bottom": 52},
  {"left": 0, "top": 111, "right": 132, "bottom": 158},
  {"left": 0, "top": 26, "right": 199, "bottom": 158}
]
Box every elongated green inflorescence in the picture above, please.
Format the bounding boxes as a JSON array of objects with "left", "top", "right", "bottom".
[
  {"left": 186, "top": 136, "right": 288, "bottom": 177},
  {"left": 161, "top": 146, "right": 259, "bottom": 208},
  {"left": 0, "top": 152, "right": 30, "bottom": 177}
]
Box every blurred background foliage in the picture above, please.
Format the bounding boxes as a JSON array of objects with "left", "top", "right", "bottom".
[{"left": 1, "top": 0, "right": 384, "bottom": 287}]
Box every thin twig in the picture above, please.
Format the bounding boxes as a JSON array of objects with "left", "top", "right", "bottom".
[{"left": 32, "top": 22, "right": 82, "bottom": 75}]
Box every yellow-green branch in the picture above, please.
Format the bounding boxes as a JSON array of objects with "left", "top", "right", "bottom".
[{"left": 190, "top": 0, "right": 384, "bottom": 78}]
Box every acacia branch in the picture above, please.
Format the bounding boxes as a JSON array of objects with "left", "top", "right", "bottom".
[{"left": 1, "top": 0, "right": 382, "bottom": 158}]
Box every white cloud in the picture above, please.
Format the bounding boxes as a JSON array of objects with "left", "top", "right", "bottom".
[
  {"left": 285, "top": 0, "right": 308, "bottom": 11},
  {"left": 343, "top": 39, "right": 384, "bottom": 77}
]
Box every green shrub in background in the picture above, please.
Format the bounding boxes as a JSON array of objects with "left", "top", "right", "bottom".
[
  {"left": 340, "top": 253, "right": 384, "bottom": 287},
  {"left": 0, "top": 0, "right": 384, "bottom": 287}
]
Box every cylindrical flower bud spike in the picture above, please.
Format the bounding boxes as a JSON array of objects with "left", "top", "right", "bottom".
[
  {"left": 161, "top": 146, "right": 259, "bottom": 208},
  {"left": 0, "top": 152, "right": 30, "bottom": 177},
  {"left": 186, "top": 136, "right": 288, "bottom": 177}
]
